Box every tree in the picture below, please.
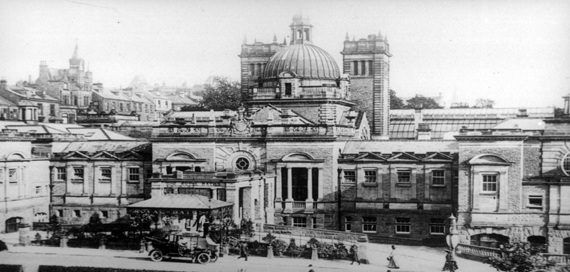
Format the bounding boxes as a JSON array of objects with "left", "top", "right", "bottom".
[
  {"left": 84, "top": 212, "right": 103, "bottom": 237},
  {"left": 390, "top": 89, "right": 405, "bottom": 109},
  {"left": 555, "top": 107, "right": 564, "bottom": 118},
  {"left": 199, "top": 77, "right": 243, "bottom": 111},
  {"left": 405, "top": 95, "right": 442, "bottom": 109},
  {"left": 484, "top": 242, "right": 556, "bottom": 272},
  {"left": 474, "top": 98, "right": 495, "bottom": 108},
  {"left": 47, "top": 214, "right": 62, "bottom": 238}
]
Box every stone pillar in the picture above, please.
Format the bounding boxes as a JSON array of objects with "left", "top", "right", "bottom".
[
  {"left": 317, "top": 168, "right": 323, "bottom": 201},
  {"left": 275, "top": 167, "right": 282, "bottom": 213},
  {"left": 121, "top": 165, "right": 127, "bottom": 196},
  {"left": 284, "top": 167, "right": 293, "bottom": 213},
  {"left": 66, "top": 165, "right": 73, "bottom": 194},
  {"left": 306, "top": 168, "right": 314, "bottom": 212}
]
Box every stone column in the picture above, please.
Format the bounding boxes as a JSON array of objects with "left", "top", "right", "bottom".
[
  {"left": 317, "top": 168, "right": 323, "bottom": 201},
  {"left": 275, "top": 167, "right": 282, "bottom": 202},
  {"left": 305, "top": 167, "right": 314, "bottom": 212},
  {"left": 121, "top": 165, "right": 127, "bottom": 196},
  {"left": 66, "top": 165, "right": 73, "bottom": 194}
]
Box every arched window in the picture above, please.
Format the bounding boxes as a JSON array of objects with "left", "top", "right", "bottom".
[
  {"left": 304, "top": 29, "right": 310, "bottom": 41},
  {"left": 235, "top": 157, "right": 250, "bottom": 170},
  {"left": 470, "top": 233, "right": 509, "bottom": 248},
  {"left": 562, "top": 153, "right": 570, "bottom": 176},
  {"left": 297, "top": 29, "right": 303, "bottom": 39}
]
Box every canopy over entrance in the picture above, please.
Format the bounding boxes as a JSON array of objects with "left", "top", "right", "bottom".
[{"left": 128, "top": 194, "right": 232, "bottom": 210}]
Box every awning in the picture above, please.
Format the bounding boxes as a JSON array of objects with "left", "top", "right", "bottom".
[{"left": 128, "top": 194, "right": 232, "bottom": 210}]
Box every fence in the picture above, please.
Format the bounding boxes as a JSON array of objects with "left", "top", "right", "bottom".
[
  {"left": 456, "top": 243, "right": 501, "bottom": 262},
  {"left": 263, "top": 224, "right": 364, "bottom": 243}
]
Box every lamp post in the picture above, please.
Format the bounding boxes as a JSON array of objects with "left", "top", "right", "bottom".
[{"left": 446, "top": 214, "right": 460, "bottom": 259}]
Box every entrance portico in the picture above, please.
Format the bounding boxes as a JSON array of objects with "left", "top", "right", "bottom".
[{"left": 272, "top": 153, "right": 324, "bottom": 213}]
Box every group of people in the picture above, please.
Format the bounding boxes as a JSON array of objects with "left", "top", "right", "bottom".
[{"left": 236, "top": 240, "right": 458, "bottom": 272}]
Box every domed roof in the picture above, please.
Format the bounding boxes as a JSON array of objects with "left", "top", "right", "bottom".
[{"left": 262, "top": 44, "right": 340, "bottom": 80}]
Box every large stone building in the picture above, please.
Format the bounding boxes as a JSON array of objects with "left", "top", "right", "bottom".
[{"left": 35, "top": 45, "right": 94, "bottom": 123}]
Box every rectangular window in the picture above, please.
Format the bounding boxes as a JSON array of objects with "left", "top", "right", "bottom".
[
  {"left": 101, "top": 211, "right": 108, "bottom": 218},
  {"left": 35, "top": 186, "right": 42, "bottom": 195},
  {"left": 312, "top": 217, "right": 317, "bottom": 229},
  {"left": 50, "top": 104, "right": 55, "bottom": 116},
  {"left": 345, "top": 216, "right": 352, "bottom": 231},
  {"left": 56, "top": 167, "right": 66, "bottom": 180},
  {"left": 430, "top": 218, "right": 445, "bottom": 235},
  {"left": 0, "top": 169, "right": 3, "bottom": 183},
  {"left": 57, "top": 210, "right": 63, "bottom": 217},
  {"left": 74, "top": 210, "right": 81, "bottom": 217},
  {"left": 362, "top": 217, "right": 377, "bottom": 233},
  {"left": 397, "top": 170, "right": 411, "bottom": 183},
  {"left": 364, "top": 170, "right": 377, "bottom": 183},
  {"left": 528, "top": 195, "right": 543, "bottom": 209},
  {"left": 100, "top": 167, "right": 111, "bottom": 182},
  {"left": 344, "top": 170, "right": 356, "bottom": 183},
  {"left": 38, "top": 103, "right": 44, "bottom": 115},
  {"left": 285, "top": 83, "right": 292, "bottom": 96},
  {"left": 432, "top": 170, "right": 445, "bottom": 186},
  {"left": 8, "top": 168, "right": 17, "bottom": 183},
  {"left": 73, "top": 167, "right": 84, "bottom": 181},
  {"left": 293, "top": 217, "right": 307, "bottom": 227},
  {"left": 368, "top": 60, "right": 374, "bottom": 75},
  {"left": 482, "top": 174, "right": 498, "bottom": 192},
  {"left": 128, "top": 167, "right": 140, "bottom": 182},
  {"left": 395, "top": 218, "right": 411, "bottom": 234}
]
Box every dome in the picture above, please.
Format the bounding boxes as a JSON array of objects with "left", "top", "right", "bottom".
[{"left": 262, "top": 44, "right": 340, "bottom": 80}]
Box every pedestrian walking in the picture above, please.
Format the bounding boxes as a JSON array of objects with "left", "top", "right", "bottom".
[
  {"left": 387, "top": 245, "right": 399, "bottom": 269},
  {"left": 442, "top": 250, "right": 459, "bottom": 272},
  {"left": 237, "top": 240, "right": 248, "bottom": 261},
  {"left": 350, "top": 243, "right": 361, "bottom": 265}
]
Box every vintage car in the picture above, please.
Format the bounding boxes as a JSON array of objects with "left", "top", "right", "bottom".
[{"left": 146, "top": 232, "right": 218, "bottom": 264}]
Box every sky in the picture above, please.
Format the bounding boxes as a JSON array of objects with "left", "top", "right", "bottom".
[{"left": 0, "top": 0, "right": 569, "bottom": 108}]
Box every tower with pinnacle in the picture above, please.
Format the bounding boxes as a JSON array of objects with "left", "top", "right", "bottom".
[{"left": 341, "top": 32, "right": 391, "bottom": 137}]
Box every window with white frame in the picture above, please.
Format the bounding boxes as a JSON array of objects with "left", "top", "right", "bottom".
[
  {"left": 56, "top": 167, "right": 66, "bottom": 180},
  {"left": 397, "top": 169, "right": 411, "bottom": 183},
  {"left": 432, "top": 170, "right": 445, "bottom": 186},
  {"left": 482, "top": 174, "right": 498, "bottom": 192},
  {"left": 73, "top": 167, "right": 84, "bottom": 181},
  {"left": 344, "top": 170, "right": 356, "bottom": 183},
  {"left": 100, "top": 167, "right": 111, "bottom": 182},
  {"left": 395, "top": 217, "right": 411, "bottom": 234},
  {"left": 362, "top": 217, "right": 377, "bottom": 233},
  {"left": 8, "top": 168, "right": 17, "bottom": 183},
  {"left": 293, "top": 217, "right": 307, "bottom": 227},
  {"left": 364, "top": 170, "right": 377, "bottom": 183},
  {"left": 345, "top": 216, "right": 352, "bottom": 231},
  {"left": 528, "top": 195, "right": 543, "bottom": 209},
  {"left": 128, "top": 167, "right": 140, "bottom": 182},
  {"left": 430, "top": 218, "right": 445, "bottom": 235}
]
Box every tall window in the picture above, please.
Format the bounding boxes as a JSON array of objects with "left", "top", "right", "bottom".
[
  {"left": 73, "top": 96, "right": 78, "bottom": 106},
  {"left": 432, "top": 170, "right": 445, "bottom": 186},
  {"left": 100, "top": 167, "right": 111, "bottom": 182},
  {"left": 38, "top": 103, "right": 44, "bottom": 115},
  {"left": 563, "top": 154, "right": 570, "bottom": 175},
  {"left": 127, "top": 103, "right": 131, "bottom": 111},
  {"left": 368, "top": 60, "right": 374, "bottom": 75},
  {"left": 249, "top": 64, "right": 255, "bottom": 76},
  {"left": 343, "top": 170, "right": 356, "bottom": 183},
  {"left": 119, "top": 103, "right": 123, "bottom": 112},
  {"left": 364, "top": 170, "right": 377, "bottom": 183},
  {"left": 397, "top": 170, "right": 411, "bottom": 183},
  {"left": 50, "top": 104, "right": 55, "bottom": 116},
  {"left": 83, "top": 96, "right": 89, "bottom": 106},
  {"left": 63, "top": 95, "right": 69, "bottom": 105},
  {"left": 362, "top": 217, "right": 377, "bottom": 233},
  {"left": 0, "top": 169, "right": 3, "bottom": 183},
  {"left": 73, "top": 167, "right": 84, "bottom": 181},
  {"left": 8, "top": 168, "right": 17, "bottom": 183},
  {"left": 128, "top": 167, "right": 140, "bottom": 182},
  {"left": 353, "top": 61, "right": 359, "bottom": 75},
  {"left": 304, "top": 29, "right": 310, "bottom": 41},
  {"left": 293, "top": 217, "right": 307, "bottom": 227},
  {"left": 395, "top": 218, "right": 411, "bottom": 234},
  {"left": 482, "top": 174, "right": 498, "bottom": 192},
  {"left": 56, "top": 167, "right": 66, "bottom": 180},
  {"left": 430, "top": 218, "right": 445, "bottom": 235},
  {"left": 361, "top": 61, "right": 366, "bottom": 75}
]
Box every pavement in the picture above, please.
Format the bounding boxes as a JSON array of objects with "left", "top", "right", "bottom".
[{"left": 0, "top": 231, "right": 496, "bottom": 272}]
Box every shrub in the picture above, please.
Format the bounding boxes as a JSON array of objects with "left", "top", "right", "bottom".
[
  {"left": 271, "top": 239, "right": 288, "bottom": 256},
  {"left": 0, "top": 264, "right": 23, "bottom": 272},
  {"left": 332, "top": 242, "right": 349, "bottom": 260},
  {"left": 285, "top": 238, "right": 304, "bottom": 258}
]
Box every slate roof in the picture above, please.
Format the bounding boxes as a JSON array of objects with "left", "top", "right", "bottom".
[
  {"left": 59, "top": 141, "right": 150, "bottom": 154},
  {"left": 128, "top": 194, "right": 232, "bottom": 210},
  {"left": 66, "top": 128, "right": 136, "bottom": 140}
]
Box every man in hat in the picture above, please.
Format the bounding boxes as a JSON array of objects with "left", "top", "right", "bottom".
[
  {"left": 350, "top": 243, "right": 361, "bottom": 265},
  {"left": 237, "top": 240, "right": 248, "bottom": 261}
]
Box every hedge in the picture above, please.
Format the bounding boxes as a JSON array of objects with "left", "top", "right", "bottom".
[
  {"left": 38, "top": 266, "right": 185, "bottom": 272},
  {"left": 0, "top": 264, "right": 24, "bottom": 272}
]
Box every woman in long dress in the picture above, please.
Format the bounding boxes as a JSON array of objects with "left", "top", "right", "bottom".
[{"left": 388, "top": 245, "right": 399, "bottom": 269}]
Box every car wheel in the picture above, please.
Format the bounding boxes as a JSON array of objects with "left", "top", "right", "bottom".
[
  {"left": 196, "top": 252, "right": 211, "bottom": 264},
  {"left": 150, "top": 250, "right": 164, "bottom": 262}
]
